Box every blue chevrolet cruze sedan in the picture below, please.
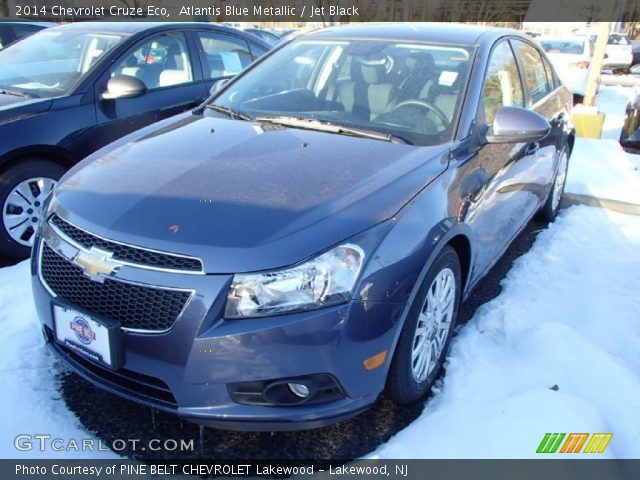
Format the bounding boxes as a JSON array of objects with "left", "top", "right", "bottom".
[{"left": 32, "top": 23, "right": 573, "bottom": 430}]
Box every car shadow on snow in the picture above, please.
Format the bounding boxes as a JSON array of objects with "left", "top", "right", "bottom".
[{"left": 59, "top": 218, "right": 550, "bottom": 460}]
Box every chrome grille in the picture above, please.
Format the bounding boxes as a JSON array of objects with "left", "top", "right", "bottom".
[
  {"left": 40, "top": 243, "right": 191, "bottom": 331},
  {"left": 49, "top": 215, "right": 203, "bottom": 272}
]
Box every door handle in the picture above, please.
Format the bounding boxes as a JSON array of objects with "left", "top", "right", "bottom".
[{"left": 525, "top": 142, "right": 539, "bottom": 156}]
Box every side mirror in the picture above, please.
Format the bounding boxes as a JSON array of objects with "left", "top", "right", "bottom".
[
  {"left": 484, "top": 106, "right": 551, "bottom": 144},
  {"left": 209, "top": 77, "right": 231, "bottom": 96},
  {"left": 102, "top": 75, "right": 146, "bottom": 100}
]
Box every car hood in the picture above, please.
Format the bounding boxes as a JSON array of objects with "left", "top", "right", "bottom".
[
  {"left": 53, "top": 114, "right": 449, "bottom": 273},
  {"left": 0, "top": 94, "right": 52, "bottom": 123}
]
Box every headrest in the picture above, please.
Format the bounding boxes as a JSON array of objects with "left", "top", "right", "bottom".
[
  {"left": 359, "top": 55, "right": 392, "bottom": 84},
  {"left": 405, "top": 52, "right": 436, "bottom": 74}
]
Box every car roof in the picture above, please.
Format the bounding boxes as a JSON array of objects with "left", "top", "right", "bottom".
[
  {"left": 45, "top": 21, "right": 255, "bottom": 37},
  {"left": 0, "top": 20, "right": 55, "bottom": 27},
  {"left": 301, "top": 22, "right": 520, "bottom": 47}
]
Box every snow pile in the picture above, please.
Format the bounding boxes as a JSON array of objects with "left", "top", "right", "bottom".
[
  {"left": 0, "top": 261, "right": 116, "bottom": 459},
  {"left": 373, "top": 206, "right": 640, "bottom": 458},
  {"left": 565, "top": 137, "right": 640, "bottom": 205}
]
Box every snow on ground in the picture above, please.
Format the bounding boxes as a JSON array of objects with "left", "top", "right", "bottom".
[
  {"left": 373, "top": 205, "right": 640, "bottom": 459},
  {"left": 566, "top": 138, "right": 640, "bottom": 205},
  {"left": 0, "top": 261, "right": 117, "bottom": 459}
]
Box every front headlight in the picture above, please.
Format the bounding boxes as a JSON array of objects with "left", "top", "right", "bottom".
[{"left": 224, "top": 244, "right": 365, "bottom": 319}]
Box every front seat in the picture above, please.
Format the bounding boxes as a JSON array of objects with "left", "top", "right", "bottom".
[
  {"left": 338, "top": 55, "right": 396, "bottom": 121},
  {"left": 361, "top": 56, "right": 397, "bottom": 119}
]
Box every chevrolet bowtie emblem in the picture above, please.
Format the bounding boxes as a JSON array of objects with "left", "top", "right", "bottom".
[{"left": 73, "top": 247, "right": 121, "bottom": 282}]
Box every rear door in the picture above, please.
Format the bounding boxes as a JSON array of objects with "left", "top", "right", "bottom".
[
  {"left": 192, "top": 30, "right": 259, "bottom": 93},
  {"left": 512, "top": 38, "right": 567, "bottom": 201},
  {"left": 92, "top": 30, "right": 207, "bottom": 149}
]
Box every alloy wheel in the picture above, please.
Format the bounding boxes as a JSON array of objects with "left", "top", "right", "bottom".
[
  {"left": 551, "top": 151, "right": 569, "bottom": 212},
  {"left": 411, "top": 267, "right": 456, "bottom": 383},
  {"left": 2, "top": 177, "right": 56, "bottom": 247}
]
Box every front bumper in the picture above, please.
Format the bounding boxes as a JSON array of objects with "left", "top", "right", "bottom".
[{"left": 32, "top": 220, "right": 402, "bottom": 431}]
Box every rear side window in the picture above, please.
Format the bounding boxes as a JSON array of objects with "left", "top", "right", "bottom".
[
  {"left": 481, "top": 41, "right": 524, "bottom": 124},
  {"left": 513, "top": 40, "right": 551, "bottom": 105},
  {"left": 195, "top": 32, "right": 253, "bottom": 80}
]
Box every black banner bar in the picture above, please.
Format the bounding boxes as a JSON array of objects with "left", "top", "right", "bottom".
[
  {"left": 3, "top": 460, "right": 640, "bottom": 480},
  {"left": 1, "top": 0, "right": 639, "bottom": 22}
]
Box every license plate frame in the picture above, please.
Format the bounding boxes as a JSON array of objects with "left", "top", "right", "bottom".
[{"left": 52, "top": 301, "right": 124, "bottom": 370}]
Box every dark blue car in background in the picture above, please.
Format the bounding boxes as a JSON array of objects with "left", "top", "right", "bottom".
[
  {"left": 32, "top": 23, "right": 573, "bottom": 430},
  {"left": 0, "top": 22, "right": 270, "bottom": 258},
  {"left": 0, "top": 21, "right": 52, "bottom": 49}
]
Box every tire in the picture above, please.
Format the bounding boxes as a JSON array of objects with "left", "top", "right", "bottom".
[
  {"left": 537, "top": 148, "right": 569, "bottom": 222},
  {"left": 0, "top": 160, "right": 66, "bottom": 259},
  {"left": 386, "top": 246, "right": 462, "bottom": 404}
]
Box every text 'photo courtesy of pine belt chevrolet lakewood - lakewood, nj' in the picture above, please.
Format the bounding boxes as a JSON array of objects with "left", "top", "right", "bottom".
[{"left": 8, "top": 22, "right": 573, "bottom": 431}]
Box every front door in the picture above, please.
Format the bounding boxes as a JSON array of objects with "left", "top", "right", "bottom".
[{"left": 92, "top": 31, "right": 207, "bottom": 150}]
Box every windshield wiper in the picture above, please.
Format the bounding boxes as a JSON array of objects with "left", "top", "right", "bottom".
[
  {"left": 0, "top": 88, "right": 32, "bottom": 98},
  {"left": 254, "top": 116, "right": 410, "bottom": 144},
  {"left": 206, "top": 103, "right": 251, "bottom": 121}
]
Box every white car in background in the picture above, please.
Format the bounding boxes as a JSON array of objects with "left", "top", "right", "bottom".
[
  {"left": 539, "top": 36, "right": 594, "bottom": 101},
  {"left": 596, "top": 33, "right": 633, "bottom": 73}
]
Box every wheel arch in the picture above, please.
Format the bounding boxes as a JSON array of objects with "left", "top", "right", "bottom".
[
  {"left": 0, "top": 146, "right": 76, "bottom": 175},
  {"left": 377, "top": 223, "right": 474, "bottom": 377}
]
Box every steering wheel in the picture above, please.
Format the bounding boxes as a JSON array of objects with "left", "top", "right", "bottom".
[{"left": 392, "top": 100, "right": 449, "bottom": 129}]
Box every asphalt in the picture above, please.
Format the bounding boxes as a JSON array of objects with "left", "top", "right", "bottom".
[{"left": 51, "top": 218, "right": 550, "bottom": 460}]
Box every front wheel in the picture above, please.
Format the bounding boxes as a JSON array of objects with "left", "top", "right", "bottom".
[
  {"left": 0, "top": 160, "right": 66, "bottom": 259},
  {"left": 386, "top": 246, "right": 461, "bottom": 404},
  {"left": 538, "top": 149, "right": 569, "bottom": 222}
]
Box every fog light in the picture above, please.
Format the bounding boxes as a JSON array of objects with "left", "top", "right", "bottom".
[{"left": 288, "top": 382, "right": 310, "bottom": 398}]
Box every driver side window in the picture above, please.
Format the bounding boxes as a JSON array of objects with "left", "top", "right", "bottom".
[
  {"left": 482, "top": 41, "right": 524, "bottom": 124},
  {"left": 111, "top": 32, "right": 193, "bottom": 90}
]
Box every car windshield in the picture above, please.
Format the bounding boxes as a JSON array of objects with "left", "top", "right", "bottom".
[
  {"left": 540, "top": 39, "right": 585, "bottom": 55},
  {"left": 0, "top": 29, "right": 127, "bottom": 98},
  {"left": 211, "top": 39, "right": 474, "bottom": 146}
]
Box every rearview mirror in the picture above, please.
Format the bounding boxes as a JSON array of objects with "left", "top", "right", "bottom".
[
  {"left": 484, "top": 106, "right": 551, "bottom": 144},
  {"left": 102, "top": 75, "right": 147, "bottom": 101},
  {"left": 210, "top": 77, "right": 231, "bottom": 96}
]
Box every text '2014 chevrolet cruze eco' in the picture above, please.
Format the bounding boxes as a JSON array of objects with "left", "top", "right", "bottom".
[{"left": 33, "top": 23, "right": 574, "bottom": 431}]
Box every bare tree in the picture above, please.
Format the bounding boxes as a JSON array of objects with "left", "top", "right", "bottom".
[{"left": 0, "top": 0, "right": 10, "bottom": 18}]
